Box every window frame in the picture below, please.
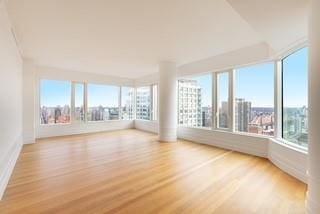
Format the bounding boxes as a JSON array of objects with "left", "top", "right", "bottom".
[
  {"left": 39, "top": 79, "right": 72, "bottom": 126},
  {"left": 214, "top": 70, "right": 234, "bottom": 132},
  {"left": 72, "top": 82, "right": 86, "bottom": 123},
  {"left": 233, "top": 62, "right": 276, "bottom": 137},
  {"left": 86, "top": 83, "right": 121, "bottom": 122},
  {"left": 280, "top": 46, "right": 309, "bottom": 149},
  {"left": 120, "top": 86, "right": 135, "bottom": 120},
  {"left": 177, "top": 73, "right": 213, "bottom": 129},
  {"left": 135, "top": 84, "right": 158, "bottom": 121}
]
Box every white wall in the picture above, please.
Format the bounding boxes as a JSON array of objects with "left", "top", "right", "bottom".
[
  {"left": 23, "top": 59, "right": 36, "bottom": 144},
  {"left": 26, "top": 64, "right": 135, "bottom": 138},
  {"left": 0, "top": 1, "right": 23, "bottom": 199}
]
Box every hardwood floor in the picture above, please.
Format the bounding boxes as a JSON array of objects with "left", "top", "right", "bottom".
[{"left": 0, "top": 129, "right": 306, "bottom": 213}]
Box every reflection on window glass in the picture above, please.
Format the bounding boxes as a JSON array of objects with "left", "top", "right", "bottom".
[
  {"left": 87, "top": 84, "right": 119, "bottom": 121},
  {"left": 74, "top": 83, "right": 85, "bottom": 122},
  {"left": 121, "top": 87, "right": 134, "bottom": 120},
  {"left": 235, "top": 63, "right": 274, "bottom": 136},
  {"left": 282, "top": 47, "right": 308, "bottom": 147},
  {"left": 136, "top": 87, "right": 151, "bottom": 120},
  {"left": 178, "top": 74, "right": 212, "bottom": 128},
  {"left": 40, "top": 80, "right": 71, "bottom": 124},
  {"left": 217, "top": 72, "right": 229, "bottom": 129},
  {"left": 152, "top": 84, "right": 158, "bottom": 121}
]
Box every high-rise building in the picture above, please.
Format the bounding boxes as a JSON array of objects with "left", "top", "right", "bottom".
[
  {"left": 235, "top": 98, "right": 252, "bottom": 132},
  {"left": 136, "top": 87, "right": 151, "bottom": 120},
  {"left": 178, "top": 79, "right": 202, "bottom": 127}
]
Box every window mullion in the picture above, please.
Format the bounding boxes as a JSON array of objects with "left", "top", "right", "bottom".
[
  {"left": 71, "top": 82, "right": 75, "bottom": 124},
  {"left": 275, "top": 60, "right": 282, "bottom": 139}
]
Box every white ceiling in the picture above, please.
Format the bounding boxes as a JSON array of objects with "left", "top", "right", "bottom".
[
  {"left": 6, "top": 0, "right": 308, "bottom": 79},
  {"left": 226, "top": 0, "right": 309, "bottom": 53}
]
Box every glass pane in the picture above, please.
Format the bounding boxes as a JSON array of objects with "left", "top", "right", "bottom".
[
  {"left": 282, "top": 47, "right": 308, "bottom": 147},
  {"left": 87, "top": 84, "right": 119, "bottom": 121},
  {"left": 136, "top": 87, "right": 151, "bottom": 120},
  {"left": 217, "top": 72, "right": 229, "bottom": 129},
  {"left": 235, "top": 63, "right": 274, "bottom": 136},
  {"left": 178, "top": 74, "right": 212, "bottom": 128},
  {"left": 152, "top": 84, "right": 158, "bottom": 121},
  {"left": 40, "top": 80, "right": 71, "bottom": 124},
  {"left": 74, "top": 83, "right": 85, "bottom": 122},
  {"left": 121, "top": 87, "right": 134, "bottom": 120}
]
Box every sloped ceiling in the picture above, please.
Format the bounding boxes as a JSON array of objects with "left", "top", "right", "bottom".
[{"left": 226, "top": 0, "right": 309, "bottom": 53}]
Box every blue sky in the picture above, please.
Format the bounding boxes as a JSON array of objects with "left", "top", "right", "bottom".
[
  {"left": 41, "top": 47, "right": 308, "bottom": 108},
  {"left": 283, "top": 47, "right": 308, "bottom": 107},
  {"left": 41, "top": 80, "right": 71, "bottom": 107},
  {"left": 192, "top": 47, "right": 308, "bottom": 108},
  {"left": 41, "top": 81, "right": 120, "bottom": 107},
  {"left": 235, "top": 62, "right": 274, "bottom": 107},
  {"left": 87, "top": 84, "right": 119, "bottom": 107}
]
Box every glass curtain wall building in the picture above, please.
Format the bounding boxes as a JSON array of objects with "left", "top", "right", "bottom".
[{"left": 178, "top": 74, "right": 212, "bottom": 128}]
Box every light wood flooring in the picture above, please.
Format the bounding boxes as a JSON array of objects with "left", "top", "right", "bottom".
[{"left": 0, "top": 129, "right": 307, "bottom": 213}]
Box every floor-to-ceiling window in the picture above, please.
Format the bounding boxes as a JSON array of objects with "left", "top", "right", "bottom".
[
  {"left": 235, "top": 63, "right": 274, "bottom": 136},
  {"left": 217, "top": 72, "right": 229, "bottom": 129},
  {"left": 152, "top": 84, "right": 158, "bottom": 121},
  {"left": 178, "top": 74, "right": 212, "bottom": 128},
  {"left": 282, "top": 47, "right": 308, "bottom": 147},
  {"left": 87, "top": 84, "right": 119, "bottom": 121},
  {"left": 74, "top": 83, "right": 85, "bottom": 122},
  {"left": 40, "top": 80, "right": 71, "bottom": 124},
  {"left": 136, "top": 86, "right": 151, "bottom": 120},
  {"left": 121, "top": 87, "right": 134, "bottom": 120}
]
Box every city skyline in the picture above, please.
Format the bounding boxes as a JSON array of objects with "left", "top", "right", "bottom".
[{"left": 41, "top": 46, "right": 307, "bottom": 109}]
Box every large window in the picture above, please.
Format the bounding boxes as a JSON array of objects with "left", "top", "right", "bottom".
[
  {"left": 282, "top": 47, "right": 308, "bottom": 147},
  {"left": 235, "top": 63, "right": 274, "bottom": 136},
  {"left": 217, "top": 72, "right": 229, "bottom": 129},
  {"left": 121, "top": 87, "right": 134, "bottom": 120},
  {"left": 178, "top": 74, "right": 212, "bottom": 128},
  {"left": 40, "top": 80, "right": 71, "bottom": 124},
  {"left": 74, "top": 83, "right": 85, "bottom": 122},
  {"left": 87, "top": 84, "right": 119, "bottom": 121},
  {"left": 136, "top": 87, "right": 151, "bottom": 120},
  {"left": 152, "top": 84, "right": 158, "bottom": 121}
]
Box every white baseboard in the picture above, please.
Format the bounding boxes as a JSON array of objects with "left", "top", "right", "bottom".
[
  {"left": 23, "top": 130, "right": 35, "bottom": 144},
  {"left": 0, "top": 136, "right": 23, "bottom": 200}
]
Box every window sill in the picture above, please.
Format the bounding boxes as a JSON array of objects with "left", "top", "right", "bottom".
[
  {"left": 39, "top": 120, "right": 133, "bottom": 126},
  {"left": 270, "top": 138, "right": 308, "bottom": 154},
  {"left": 178, "top": 126, "right": 272, "bottom": 139},
  {"left": 134, "top": 119, "right": 157, "bottom": 122},
  {"left": 39, "top": 123, "right": 72, "bottom": 126},
  {"left": 178, "top": 125, "right": 212, "bottom": 131}
]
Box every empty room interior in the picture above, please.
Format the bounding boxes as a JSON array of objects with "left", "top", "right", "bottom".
[{"left": 0, "top": 0, "right": 319, "bottom": 213}]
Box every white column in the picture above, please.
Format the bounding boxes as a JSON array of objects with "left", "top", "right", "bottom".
[
  {"left": 22, "top": 59, "right": 36, "bottom": 144},
  {"left": 307, "top": 0, "right": 320, "bottom": 213},
  {"left": 158, "top": 61, "right": 177, "bottom": 142}
]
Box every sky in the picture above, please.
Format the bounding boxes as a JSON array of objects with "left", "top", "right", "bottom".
[
  {"left": 41, "top": 47, "right": 308, "bottom": 109},
  {"left": 282, "top": 47, "right": 308, "bottom": 107},
  {"left": 192, "top": 47, "right": 308, "bottom": 108},
  {"left": 41, "top": 80, "right": 71, "bottom": 107},
  {"left": 41, "top": 81, "right": 120, "bottom": 107}
]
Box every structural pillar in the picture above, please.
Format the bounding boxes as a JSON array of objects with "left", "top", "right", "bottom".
[
  {"left": 307, "top": 0, "right": 320, "bottom": 213},
  {"left": 22, "top": 58, "right": 36, "bottom": 144},
  {"left": 158, "top": 61, "right": 177, "bottom": 142}
]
